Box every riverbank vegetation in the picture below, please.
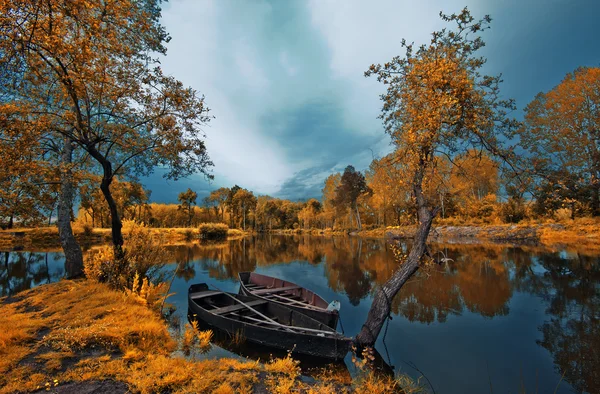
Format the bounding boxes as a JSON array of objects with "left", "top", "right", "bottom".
[{"left": 0, "top": 277, "right": 421, "bottom": 394}]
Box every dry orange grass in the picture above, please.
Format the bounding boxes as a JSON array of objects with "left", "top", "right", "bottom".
[
  {"left": 1, "top": 280, "right": 421, "bottom": 393},
  {"left": 538, "top": 217, "right": 600, "bottom": 250}
]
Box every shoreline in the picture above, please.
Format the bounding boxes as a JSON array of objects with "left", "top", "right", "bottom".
[
  {"left": 262, "top": 220, "right": 600, "bottom": 250},
  {"left": 2, "top": 220, "right": 600, "bottom": 252}
]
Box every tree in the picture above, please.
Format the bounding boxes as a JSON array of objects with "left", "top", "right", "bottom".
[
  {"left": 449, "top": 150, "right": 499, "bottom": 219},
  {"left": 366, "top": 154, "right": 413, "bottom": 226},
  {"left": 0, "top": 0, "right": 213, "bottom": 261},
  {"left": 79, "top": 177, "right": 151, "bottom": 227},
  {"left": 233, "top": 189, "right": 257, "bottom": 231},
  {"left": 335, "top": 166, "right": 371, "bottom": 231},
  {"left": 178, "top": 188, "right": 198, "bottom": 227},
  {"left": 298, "top": 199, "right": 322, "bottom": 229},
  {"left": 321, "top": 173, "right": 341, "bottom": 229},
  {"left": 0, "top": 111, "right": 53, "bottom": 228},
  {"left": 355, "top": 8, "right": 518, "bottom": 347},
  {"left": 227, "top": 185, "right": 242, "bottom": 227},
  {"left": 0, "top": 96, "right": 84, "bottom": 275},
  {"left": 518, "top": 67, "right": 600, "bottom": 215},
  {"left": 207, "top": 187, "right": 230, "bottom": 222}
]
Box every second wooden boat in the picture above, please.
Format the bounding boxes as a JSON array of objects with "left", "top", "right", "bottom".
[
  {"left": 238, "top": 272, "right": 339, "bottom": 329},
  {"left": 188, "top": 283, "right": 351, "bottom": 360}
]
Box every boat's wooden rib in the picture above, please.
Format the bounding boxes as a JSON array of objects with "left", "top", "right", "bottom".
[
  {"left": 188, "top": 283, "right": 351, "bottom": 360},
  {"left": 251, "top": 285, "right": 300, "bottom": 295},
  {"left": 238, "top": 272, "right": 339, "bottom": 329},
  {"left": 210, "top": 300, "right": 267, "bottom": 315},
  {"left": 190, "top": 290, "right": 222, "bottom": 300},
  {"left": 267, "top": 293, "right": 324, "bottom": 310}
]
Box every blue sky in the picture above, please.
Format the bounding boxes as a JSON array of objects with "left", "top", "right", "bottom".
[{"left": 141, "top": 0, "right": 600, "bottom": 203}]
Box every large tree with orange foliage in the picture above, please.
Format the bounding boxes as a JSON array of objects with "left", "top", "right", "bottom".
[
  {"left": 355, "top": 8, "right": 518, "bottom": 346},
  {"left": 519, "top": 67, "right": 600, "bottom": 215},
  {"left": 0, "top": 1, "right": 213, "bottom": 267}
]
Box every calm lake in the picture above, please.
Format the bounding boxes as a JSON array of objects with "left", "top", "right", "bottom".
[{"left": 2, "top": 234, "right": 598, "bottom": 394}]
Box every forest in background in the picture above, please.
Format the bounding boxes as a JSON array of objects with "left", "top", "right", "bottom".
[{"left": 3, "top": 65, "right": 598, "bottom": 232}]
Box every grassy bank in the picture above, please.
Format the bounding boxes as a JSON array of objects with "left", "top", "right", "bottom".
[
  {"left": 0, "top": 226, "right": 246, "bottom": 251},
  {"left": 0, "top": 280, "right": 421, "bottom": 394},
  {"left": 380, "top": 218, "right": 600, "bottom": 249},
  {"left": 5, "top": 218, "right": 599, "bottom": 252},
  {"left": 265, "top": 218, "right": 600, "bottom": 249}
]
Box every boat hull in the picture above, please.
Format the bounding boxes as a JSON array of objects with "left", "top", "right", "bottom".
[
  {"left": 188, "top": 284, "right": 350, "bottom": 361},
  {"left": 238, "top": 272, "right": 339, "bottom": 329}
]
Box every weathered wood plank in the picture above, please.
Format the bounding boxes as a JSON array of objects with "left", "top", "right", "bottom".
[
  {"left": 250, "top": 285, "right": 300, "bottom": 295},
  {"left": 212, "top": 300, "right": 267, "bottom": 315},
  {"left": 190, "top": 290, "right": 222, "bottom": 300}
]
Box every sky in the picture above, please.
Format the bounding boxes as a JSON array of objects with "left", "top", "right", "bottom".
[{"left": 141, "top": 0, "right": 600, "bottom": 203}]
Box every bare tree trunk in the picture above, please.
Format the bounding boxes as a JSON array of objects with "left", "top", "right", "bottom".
[
  {"left": 355, "top": 164, "right": 437, "bottom": 347},
  {"left": 592, "top": 178, "right": 600, "bottom": 216},
  {"left": 383, "top": 195, "right": 387, "bottom": 227},
  {"left": 57, "top": 137, "right": 84, "bottom": 278},
  {"left": 355, "top": 205, "right": 362, "bottom": 231}
]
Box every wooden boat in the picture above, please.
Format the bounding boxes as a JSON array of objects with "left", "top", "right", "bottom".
[
  {"left": 238, "top": 272, "right": 339, "bottom": 329},
  {"left": 188, "top": 283, "right": 351, "bottom": 360}
]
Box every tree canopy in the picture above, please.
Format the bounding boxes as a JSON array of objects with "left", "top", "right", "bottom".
[
  {"left": 518, "top": 67, "right": 600, "bottom": 215},
  {"left": 0, "top": 0, "right": 213, "bottom": 255}
]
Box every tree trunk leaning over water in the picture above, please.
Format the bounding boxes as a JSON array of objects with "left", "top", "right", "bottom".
[
  {"left": 57, "top": 137, "right": 84, "bottom": 278},
  {"left": 355, "top": 166, "right": 437, "bottom": 347}
]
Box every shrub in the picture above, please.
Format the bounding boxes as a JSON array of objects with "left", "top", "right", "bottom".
[
  {"left": 84, "top": 247, "right": 114, "bottom": 283},
  {"left": 227, "top": 228, "right": 244, "bottom": 238},
  {"left": 181, "top": 320, "right": 213, "bottom": 355},
  {"left": 84, "top": 222, "right": 171, "bottom": 289},
  {"left": 500, "top": 197, "right": 528, "bottom": 224},
  {"left": 122, "top": 222, "right": 171, "bottom": 285},
  {"left": 82, "top": 223, "right": 94, "bottom": 237},
  {"left": 554, "top": 207, "right": 573, "bottom": 221},
  {"left": 184, "top": 229, "right": 196, "bottom": 242},
  {"left": 123, "top": 272, "right": 170, "bottom": 312},
  {"left": 199, "top": 223, "right": 228, "bottom": 240}
]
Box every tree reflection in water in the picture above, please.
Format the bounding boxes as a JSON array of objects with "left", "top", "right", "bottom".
[
  {"left": 3, "top": 235, "right": 598, "bottom": 392},
  {"left": 0, "top": 250, "right": 64, "bottom": 296},
  {"left": 533, "top": 252, "right": 600, "bottom": 394},
  {"left": 169, "top": 235, "right": 598, "bottom": 392}
]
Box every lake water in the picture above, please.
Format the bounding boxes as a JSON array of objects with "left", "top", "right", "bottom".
[{"left": 1, "top": 235, "right": 598, "bottom": 393}]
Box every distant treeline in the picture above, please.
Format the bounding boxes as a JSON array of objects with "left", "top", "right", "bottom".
[
  {"left": 70, "top": 149, "right": 581, "bottom": 231},
  {"left": 3, "top": 67, "right": 600, "bottom": 231}
]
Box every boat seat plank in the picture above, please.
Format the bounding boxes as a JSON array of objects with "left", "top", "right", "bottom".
[
  {"left": 190, "top": 291, "right": 222, "bottom": 300},
  {"left": 251, "top": 285, "right": 300, "bottom": 295},
  {"left": 269, "top": 293, "right": 324, "bottom": 311},
  {"left": 230, "top": 312, "right": 279, "bottom": 323},
  {"left": 212, "top": 300, "right": 267, "bottom": 315}
]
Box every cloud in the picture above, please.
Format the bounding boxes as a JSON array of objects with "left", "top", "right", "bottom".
[
  {"left": 147, "top": 0, "right": 600, "bottom": 203},
  {"left": 153, "top": 0, "right": 394, "bottom": 202},
  {"left": 157, "top": 0, "right": 293, "bottom": 197}
]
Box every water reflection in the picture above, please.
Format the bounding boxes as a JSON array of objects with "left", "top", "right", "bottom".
[
  {"left": 0, "top": 251, "right": 64, "bottom": 296},
  {"left": 166, "top": 236, "right": 599, "bottom": 393},
  {"left": 2, "top": 236, "right": 599, "bottom": 393},
  {"left": 169, "top": 238, "right": 516, "bottom": 322}
]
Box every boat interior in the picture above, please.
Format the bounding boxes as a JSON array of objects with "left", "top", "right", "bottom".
[
  {"left": 190, "top": 291, "right": 335, "bottom": 334},
  {"left": 241, "top": 273, "right": 329, "bottom": 310}
]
